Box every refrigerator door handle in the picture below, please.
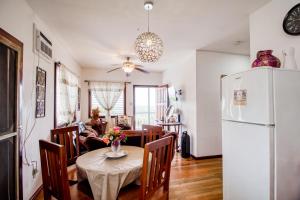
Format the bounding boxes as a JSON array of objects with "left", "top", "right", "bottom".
[{"left": 223, "top": 119, "right": 275, "bottom": 127}]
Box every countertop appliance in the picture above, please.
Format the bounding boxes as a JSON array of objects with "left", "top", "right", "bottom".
[{"left": 222, "top": 67, "right": 300, "bottom": 200}]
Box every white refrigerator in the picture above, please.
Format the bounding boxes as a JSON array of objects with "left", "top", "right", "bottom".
[{"left": 222, "top": 67, "right": 300, "bottom": 200}]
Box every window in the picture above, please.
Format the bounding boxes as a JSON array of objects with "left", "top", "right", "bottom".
[
  {"left": 89, "top": 90, "right": 125, "bottom": 117},
  {"left": 55, "top": 63, "right": 79, "bottom": 127},
  {"left": 134, "top": 85, "right": 157, "bottom": 130}
]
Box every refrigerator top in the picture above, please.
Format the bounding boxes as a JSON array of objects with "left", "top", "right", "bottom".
[
  {"left": 221, "top": 67, "right": 275, "bottom": 125},
  {"left": 222, "top": 67, "right": 300, "bottom": 80}
]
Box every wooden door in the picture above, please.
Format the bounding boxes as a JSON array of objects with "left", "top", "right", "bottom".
[{"left": 0, "top": 28, "right": 23, "bottom": 200}]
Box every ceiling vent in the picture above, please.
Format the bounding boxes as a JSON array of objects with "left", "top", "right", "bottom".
[{"left": 33, "top": 24, "right": 53, "bottom": 61}]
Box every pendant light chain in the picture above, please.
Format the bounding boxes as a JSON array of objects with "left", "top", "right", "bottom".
[{"left": 147, "top": 9, "right": 150, "bottom": 32}]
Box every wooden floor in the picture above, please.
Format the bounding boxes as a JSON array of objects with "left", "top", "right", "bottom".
[
  {"left": 36, "top": 153, "right": 222, "bottom": 200},
  {"left": 169, "top": 155, "right": 222, "bottom": 200}
]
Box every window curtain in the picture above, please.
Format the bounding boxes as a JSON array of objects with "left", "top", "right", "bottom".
[
  {"left": 89, "top": 82, "right": 124, "bottom": 128},
  {"left": 156, "top": 85, "right": 169, "bottom": 122},
  {"left": 57, "top": 65, "right": 79, "bottom": 125}
]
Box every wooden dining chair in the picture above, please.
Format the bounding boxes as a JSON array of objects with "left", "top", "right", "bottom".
[
  {"left": 162, "top": 132, "right": 178, "bottom": 160},
  {"left": 51, "top": 126, "right": 80, "bottom": 166},
  {"left": 121, "top": 130, "right": 145, "bottom": 147},
  {"left": 142, "top": 125, "right": 164, "bottom": 144},
  {"left": 118, "top": 136, "right": 174, "bottom": 200},
  {"left": 141, "top": 136, "right": 174, "bottom": 199},
  {"left": 84, "top": 136, "right": 108, "bottom": 151},
  {"left": 39, "top": 140, "right": 71, "bottom": 200}
]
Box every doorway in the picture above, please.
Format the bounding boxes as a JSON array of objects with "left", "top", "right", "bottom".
[
  {"left": 133, "top": 85, "right": 157, "bottom": 130},
  {"left": 0, "top": 28, "right": 23, "bottom": 200}
]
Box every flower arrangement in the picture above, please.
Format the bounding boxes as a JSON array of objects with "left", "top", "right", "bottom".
[{"left": 101, "top": 127, "right": 127, "bottom": 146}]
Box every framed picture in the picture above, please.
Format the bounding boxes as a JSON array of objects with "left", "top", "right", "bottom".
[
  {"left": 36, "top": 67, "right": 46, "bottom": 118},
  {"left": 78, "top": 87, "right": 81, "bottom": 111}
]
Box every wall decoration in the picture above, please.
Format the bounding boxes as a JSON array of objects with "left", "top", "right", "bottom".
[
  {"left": 283, "top": 3, "right": 300, "bottom": 36},
  {"left": 36, "top": 67, "right": 46, "bottom": 118},
  {"left": 78, "top": 87, "right": 81, "bottom": 111},
  {"left": 252, "top": 50, "right": 281, "bottom": 68}
]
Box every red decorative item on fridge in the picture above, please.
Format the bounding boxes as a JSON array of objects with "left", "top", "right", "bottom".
[{"left": 252, "top": 50, "right": 281, "bottom": 68}]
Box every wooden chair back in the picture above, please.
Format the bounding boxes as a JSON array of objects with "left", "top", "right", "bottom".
[
  {"left": 162, "top": 132, "right": 178, "bottom": 160},
  {"left": 51, "top": 126, "right": 80, "bottom": 166},
  {"left": 142, "top": 125, "right": 164, "bottom": 144},
  {"left": 84, "top": 136, "right": 108, "bottom": 151},
  {"left": 122, "top": 130, "right": 145, "bottom": 147},
  {"left": 140, "top": 136, "right": 174, "bottom": 200},
  {"left": 39, "top": 140, "right": 70, "bottom": 200}
]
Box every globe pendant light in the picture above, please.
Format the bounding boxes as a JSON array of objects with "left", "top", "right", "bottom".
[{"left": 135, "top": 1, "right": 163, "bottom": 63}]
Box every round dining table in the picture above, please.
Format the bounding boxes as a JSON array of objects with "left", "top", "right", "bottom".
[{"left": 76, "top": 145, "right": 144, "bottom": 200}]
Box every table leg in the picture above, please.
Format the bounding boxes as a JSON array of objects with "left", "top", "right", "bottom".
[{"left": 175, "top": 125, "right": 180, "bottom": 152}]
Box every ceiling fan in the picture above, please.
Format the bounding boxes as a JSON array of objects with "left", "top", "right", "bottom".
[{"left": 106, "top": 57, "right": 149, "bottom": 76}]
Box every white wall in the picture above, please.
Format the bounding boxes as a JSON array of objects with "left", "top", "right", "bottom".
[
  {"left": 81, "top": 68, "right": 162, "bottom": 122},
  {"left": 196, "top": 51, "right": 249, "bottom": 157},
  {"left": 250, "top": 0, "right": 300, "bottom": 67},
  {"left": 162, "top": 51, "right": 197, "bottom": 155},
  {"left": 162, "top": 50, "right": 249, "bottom": 157},
  {"left": 0, "top": 0, "right": 82, "bottom": 199}
]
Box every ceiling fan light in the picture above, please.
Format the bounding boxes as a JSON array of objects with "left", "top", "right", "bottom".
[
  {"left": 122, "top": 67, "right": 134, "bottom": 73},
  {"left": 122, "top": 63, "right": 135, "bottom": 73},
  {"left": 144, "top": 1, "right": 153, "bottom": 11}
]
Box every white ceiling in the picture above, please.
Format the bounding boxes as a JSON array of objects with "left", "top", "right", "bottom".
[
  {"left": 27, "top": 0, "right": 269, "bottom": 72},
  {"left": 202, "top": 23, "right": 251, "bottom": 56}
]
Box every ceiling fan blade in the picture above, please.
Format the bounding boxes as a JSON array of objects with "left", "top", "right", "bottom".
[
  {"left": 135, "top": 64, "right": 145, "bottom": 68},
  {"left": 135, "top": 67, "right": 150, "bottom": 73},
  {"left": 107, "top": 67, "right": 121, "bottom": 73},
  {"left": 110, "top": 64, "right": 121, "bottom": 67}
]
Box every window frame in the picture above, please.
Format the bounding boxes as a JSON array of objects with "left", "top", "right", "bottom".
[
  {"left": 88, "top": 83, "right": 127, "bottom": 118},
  {"left": 54, "top": 62, "right": 79, "bottom": 128},
  {"left": 54, "top": 62, "right": 59, "bottom": 128}
]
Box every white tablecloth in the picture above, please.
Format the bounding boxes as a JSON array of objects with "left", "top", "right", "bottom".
[{"left": 76, "top": 145, "right": 144, "bottom": 200}]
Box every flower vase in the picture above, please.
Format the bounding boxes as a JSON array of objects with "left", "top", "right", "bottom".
[
  {"left": 111, "top": 140, "right": 121, "bottom": 153},
  {"left": 252, "top": 50, "right": 281, "bottom": 68}
]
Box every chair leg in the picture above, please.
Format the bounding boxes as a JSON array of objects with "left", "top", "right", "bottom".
[
  {"left": 43, "top": 189, "right": 51, "bottom": 200},
  {"left": 163, "top": 185, "right": 170, "bottom": 199},
  {"left": 68, "top": 164, "right": 78, "bottom": 185}
]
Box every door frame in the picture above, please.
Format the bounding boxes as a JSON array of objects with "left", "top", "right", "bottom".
[
  {"left": 0, "top": 28, "right": 23, "bottom": 200},
  {"left": 133, "top": 85, "right": 158, "bottom": 129}
]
